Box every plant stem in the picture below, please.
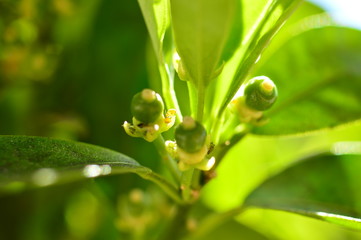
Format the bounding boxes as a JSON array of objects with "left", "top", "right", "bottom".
[
  {"left": 187, "top": 81, "right": 197, "bottom": 119},
  {"left": 196, "top": 85, "right": 205, "bottom": 122},
  {"left": 210, "top": 110, "right": 226, "bottom": 145},
  {"left": 191, "top": 169, "right": 201, "bottom": 190},
  {"left": 153, "top": 135, "right": 181, "bottom": 183},
  {"left": 181, "top": 168, "right": 195, "bottom": 202}
]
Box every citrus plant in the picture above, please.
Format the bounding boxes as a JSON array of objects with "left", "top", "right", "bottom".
[{"left": 1, "top": 0, "right": 361, "bottom": 239}]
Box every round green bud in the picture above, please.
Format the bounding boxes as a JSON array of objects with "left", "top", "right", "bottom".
[
  {"left": 244, "top": 76, "right": 278, "bottom": 111},
  {"left": 175, "top": 117, "right": 207, "bottom": 153},
  {"left": 131, "top": 89, "right": 164, "bottom": 124}
]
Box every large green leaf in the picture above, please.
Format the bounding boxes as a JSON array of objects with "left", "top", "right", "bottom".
[
  {"left": 170, "top": 0, "right": 236, "bottom": 87},
  {"left": 202, "top": 124, "right": 361, "bottom": 238},
  {"left": 253, "top": 26, "right": 361, "bottom": 135},
  {"left": 202, "top": 121, "right": 361, "bottom": 211},
  {"left": 0, "top": 135, "right": 181, "bottom": 202},
  {"left": 244, "top": 152, "right": 361, "bottom": 230}
]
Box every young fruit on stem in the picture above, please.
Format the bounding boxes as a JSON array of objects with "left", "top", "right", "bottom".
[
  {"left": 175, "top": 117, "right": 207, "bottom": 154},
  {"left": 231, "top": 76, "right": 278, "bottom": 125},
  {"left": 123, "top": 89, "right": 176, "bottom": 142},
  {"left": 131, "top": 89, "right": 164, "bottom": 124},
  {"left": 244, "top": 76, "right": 278, "bottom": 111},
  {"left": 173, "top": 117, "right": 215, "bottom": 171}
]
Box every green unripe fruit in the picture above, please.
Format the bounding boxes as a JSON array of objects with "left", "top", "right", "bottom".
[
  {"left": 131, "top": 89, "right": 164, "bottom": 124},
  {"left": 175, "top": 117, "right": 207, "bottom": 153},
  {"left": 244, "top": 76, "right": 278, "bottom": 111}
]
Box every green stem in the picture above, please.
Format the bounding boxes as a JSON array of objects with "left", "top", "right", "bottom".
[
  {"left": 210, "top": 110, "right": 227, "bottom": 145},
  {"left": 187, "top": 81, "right": 197, "bottom": 119},
  {"left": 188, "top": 206, "right": 247, "bottom": 239},
  {"left": 153, "top": 135, "right": 181, "bottom": 183},
  {"left": 196, "top": 85, "right": 205, "bottom": 122},
  {"left": 181, "top": 168, "right": 195, "bottom": 202},
  {"left": 191, "top": 169, "right": 201, "bottom": 190}
]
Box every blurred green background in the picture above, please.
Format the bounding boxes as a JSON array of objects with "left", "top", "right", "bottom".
[
  {"left": 0, "top": 1, "right": 166, "bottom": 239},
  {"left": 0, "top": 0, "right": 154, "bottom": 158},
  {"left": 1, "top": 0, "right": 361, "bottom": 240}
]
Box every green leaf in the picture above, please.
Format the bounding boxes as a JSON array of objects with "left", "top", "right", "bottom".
[
  {"left": 202, "top": 122, "right": 361, "bottom": 211},
  {"left": 244, "top": 152, "right": 361, "bottom": 230},
  {"left": 0, "top": 135, "right": 181, "bottom": 203},
  {"left": 253, "top": 26, "right": 361, "bottom": 135},
  {"left": 238, "top": 208, "right": 361, "bottom": 240},
  {"left": 137, "top": 0, "right": 170, "bottom": 59},
  {"left": 170, "top": 0, "right": 236, "bottom": 87},
  {"left": 202, "top": 125, "right": 361, "bottom": 238}
]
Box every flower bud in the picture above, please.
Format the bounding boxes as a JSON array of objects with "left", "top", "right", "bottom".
[
  {"left": 124, "top": 89, "right": 176, "bottom": 142},
  {"left": 175, "top": 117, "right": 207, "bottom": 153},
  {"left": 244, "top": 76, "right": 278, "bottom": 111},
  {"left": 172, "top": 117, "right": 214, "bottom": 171},
  {"left": 131, "top": 89, "right": 164, "bottom": 124}
]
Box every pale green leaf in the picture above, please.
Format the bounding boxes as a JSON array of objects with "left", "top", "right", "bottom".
[
  {"left": 245, "top": 152, "right": 361, "bottom": 230},
  {"left": 202, "top": 125, "right": 361, "bottom": 237},
  {"left": 202, "top": 122, "right": 361, "bottom": 212}
]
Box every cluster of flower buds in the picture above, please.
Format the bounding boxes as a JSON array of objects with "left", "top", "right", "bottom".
[
  {"left": 230, "top": 76, "right": 278, "bottom": 125},
  {"left": 166, "top": 116, "right": 215, "bottom": 171},
  {"left": 123, "top": 89, "right": 176, "bottom": 142},
  {"left": 124, "top": 90, "right": 214, "bottom": 171}
]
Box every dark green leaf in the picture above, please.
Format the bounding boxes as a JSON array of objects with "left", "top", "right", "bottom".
[
  {"left": 244, "top": 152, "right": 361, "bottom": 230},
  {"left": 170, "top": 0, "right": 236, "bottom": 87},
  {"left": 253, "top": 26, "right": 361, "bottom": 135},
  {"left": 0, "top": 135, "right": 181, "bottom": 202}
]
